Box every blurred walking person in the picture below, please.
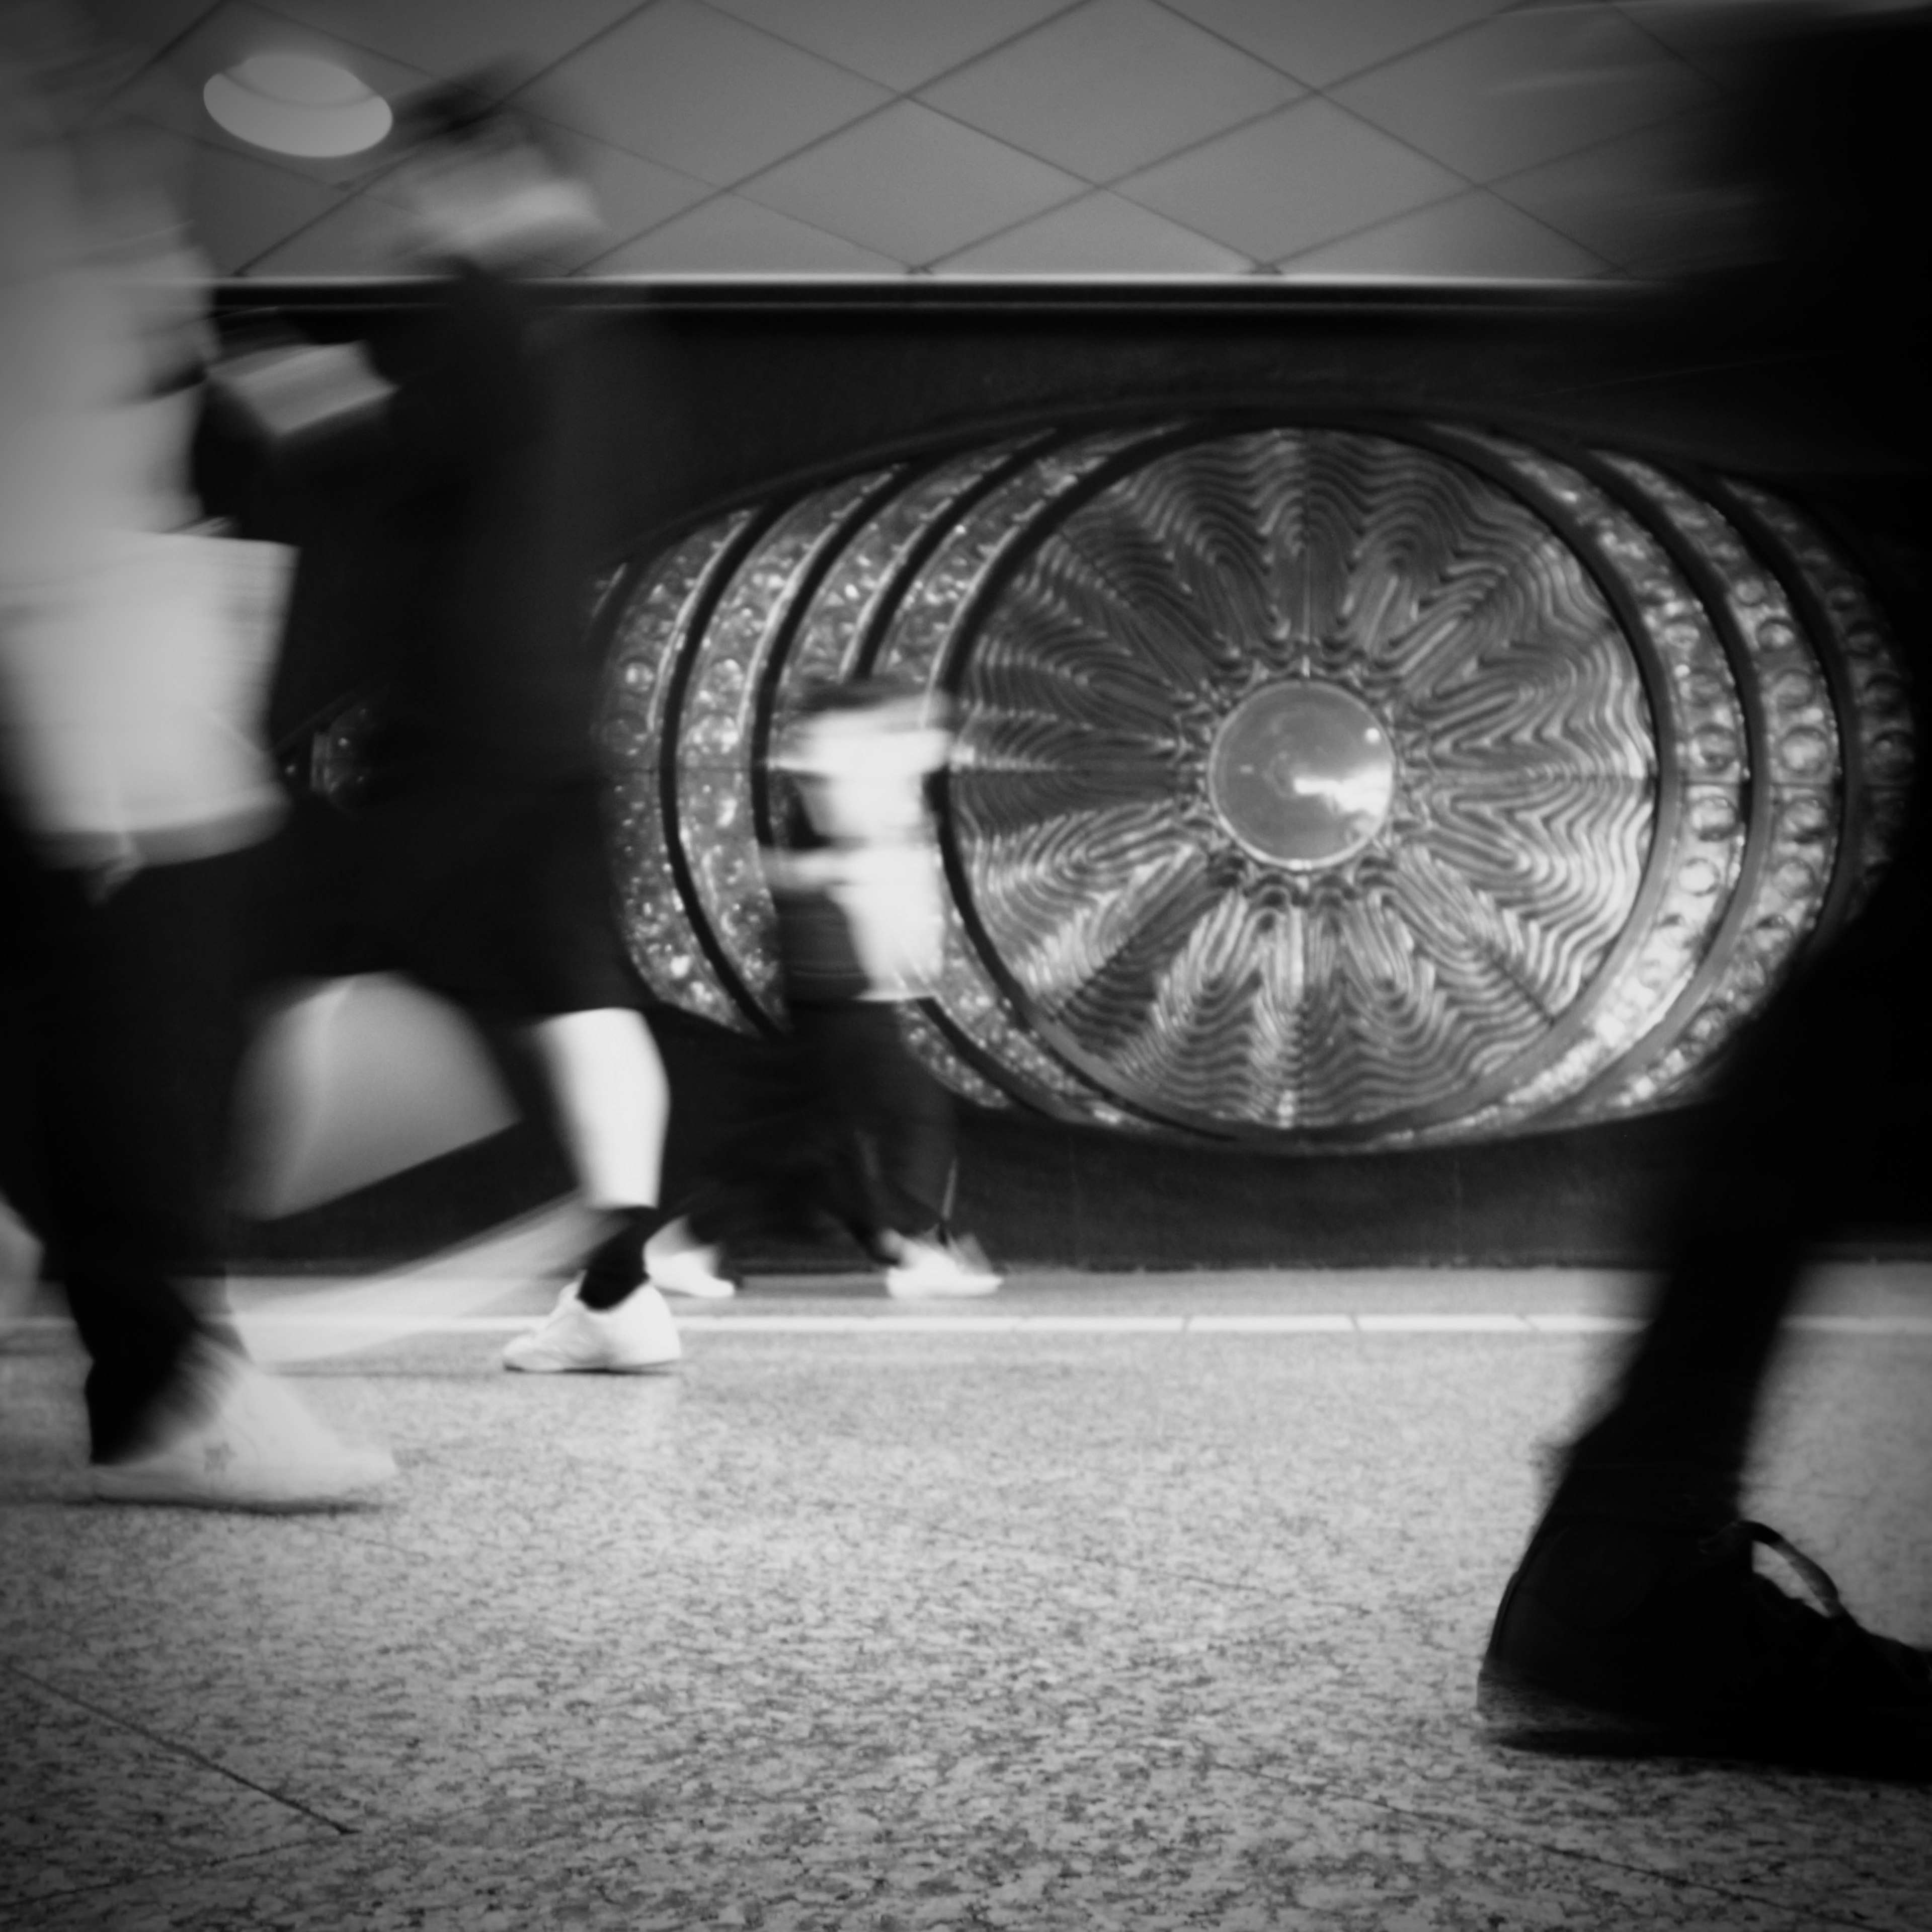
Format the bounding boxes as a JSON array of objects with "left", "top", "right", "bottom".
[
  {"left": 1478, "top": 0, "right": 1932, "bottom": 1775},
  {"left": 226, "top": 72, "right": 683, "bottom": 1373},
  {"left": 0, "top": 5, "right": 393, "bottom": 1506},
  {"left": 761, "top": 679, "right": 1000, "bottom": 1299}
]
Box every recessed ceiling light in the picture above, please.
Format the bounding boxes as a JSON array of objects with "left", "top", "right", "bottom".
[{"left": 203, "top": 53, "right": 392, "bottom": 158}]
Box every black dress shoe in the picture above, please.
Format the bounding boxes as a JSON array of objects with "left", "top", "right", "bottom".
[{"left": 1479, "top": 1481, "right": 1932, "bottom": 1778}]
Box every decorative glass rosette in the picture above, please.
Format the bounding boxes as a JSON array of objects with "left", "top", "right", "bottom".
[{"left": 600, "top": 419, "right": 1913, "bottom": 1148}]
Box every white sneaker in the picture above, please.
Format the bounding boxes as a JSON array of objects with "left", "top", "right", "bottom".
[
  {"left": 502, "top": 1279, "right": 682, "bottom": 1373},
  {"left": 885, "top": 1236, "right": 1002, "bottom": 1301},
  {"left": 92, "top": 1348, "right": 397, "bottom": 1511},
  {"left": 643, "top": 1220, "right": 737, "bottom": 1299}
]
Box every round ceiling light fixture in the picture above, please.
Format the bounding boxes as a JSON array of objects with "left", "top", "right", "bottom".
[{"left": 203, "top": 53, "right": 392, "bottom": 158}]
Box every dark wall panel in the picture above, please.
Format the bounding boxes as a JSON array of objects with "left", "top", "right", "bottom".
[{"left": 217, "top": 282, "right": 1929, "bottom": 1271}]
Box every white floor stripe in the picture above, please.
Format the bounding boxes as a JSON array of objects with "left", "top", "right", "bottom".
[
  {"left": 227, "top": 1200, "right": 601, "bottom": 1364},
  {"left": 1188, "top": 1314, "right": 1355, "bottom": 1333},
  {"left": 1355, "top": 1313, "right": 1532, "bottom": 1332},
  {"left": 1789, "top": 1315, "right": 1932, "bottom": 1335},
  {"left": 673, "top": 1314, "right": 1030, "bottom": 1334},
  {"left": 8, "top": 1312, "right": 1931, "bottom": 1342},
  {"left": 1022, "top": 1315, "right": 1188, "bottom": 1334}
]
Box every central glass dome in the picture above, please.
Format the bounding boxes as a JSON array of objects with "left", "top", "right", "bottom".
[{"left": 1206, "top": 680, "right": 1397, "bottom": 869}]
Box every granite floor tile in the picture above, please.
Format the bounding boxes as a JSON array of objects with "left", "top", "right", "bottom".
[
  {"left": 0, "top": 1669, "right": 334, "bottom": 1908},
  {"left": 10, "top": 1763, "right": 1871, "bottom": 1931},
  {"left": 4, "top": 1271, "right": 1926, "bottom": 1927},
  {"left": 1138, "top": 1595, "right": 1932, "bottom": 1930}
]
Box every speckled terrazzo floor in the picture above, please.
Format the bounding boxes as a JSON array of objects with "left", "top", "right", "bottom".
[{"left": 4, "top": 1261, "right": 1930, "bottom": 1930}]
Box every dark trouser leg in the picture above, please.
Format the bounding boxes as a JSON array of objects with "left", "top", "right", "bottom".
[
  {"left": 1561, "top": 822, "right": 1932, "bottom": 1504},
  {"left": 2, "top": 828, "right": 245, "bottom": 1461},
  {"left": 1483, "top": 847, "right": 1932, "bottom": 1767},
  {"left": 793, "top": 1001, "right": 953, "bottom": 1246},
  {"left": 654, "top": 1013, "right": 831, "bottom": 1250},
  {"left": 868, "top": 1007, "right": 955, "bottom": 1235}
]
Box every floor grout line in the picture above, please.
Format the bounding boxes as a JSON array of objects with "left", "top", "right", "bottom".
[{"left": 3, "top": 1661, "right": 359, "bottom": 1836}]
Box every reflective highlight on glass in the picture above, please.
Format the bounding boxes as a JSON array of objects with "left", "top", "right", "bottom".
[{"left": 1208, "top": 683, "right": 1397, "bottom": 869}]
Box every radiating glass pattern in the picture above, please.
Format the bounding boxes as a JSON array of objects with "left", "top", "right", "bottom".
[
  {"left": 1431, "top": 429, "right": 1748, "bottom": 1137},
  {"left": 873, "top": 426, "right": 1180, "bottom": 1118},
  {"left": 601, "top": 418, "right": 1912, "bottom": 1146},
  {"left": 954, "top": 429, "right": 1662, "bottom": 1135}
]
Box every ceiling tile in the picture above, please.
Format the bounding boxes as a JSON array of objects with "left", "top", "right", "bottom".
[
  {"left": 586, "top": 194, "right": 901, "bottom": 275},
  {"left": 178, "top": 139, "right": 347, "bottom": 273},
  {"left": 738, "top": 101, "right": 1084, "bottom": 265},
  {"left": 91, "top": 0, "right": 218, "bottom": 55},
  {"left": 1332, "top": 4, "right": 1714, "bottom": 184},
  {"left": 1277, "top": 187, "right": 1606, "bottom": 279},
  {"left": 79, "top": 0, "right": 1714, "bottom": 287},
  {"left": 1159, "top": 0, "right": 1505, "bottom": 88},
  {"left": 1492, "top": 108, "right": 1746, "bottom": 276},
  {"left": 932, "top": 190, "right": 1257, "bottom": 275},
  {"left": 329, "top": 106, "right": 711, "bottom": 258},
  {"left": 537, "top": 0, "right": 890, "bottom": 184},
  {"left": 538, "top": 135, "right": 714, "bottom": 264},
  {"left": 918, "top": 0, "right": 1299, "bottom": 183},
  {"left": 152, "top": 1, "right": 432, "bottom": 99},
  {"left": 107, "top": 116, "right": 227, "bottom": 253},
  {"left": 702, "top": 0, "right": 1074, "bottom": 91},
  {"left": 247, "top": 0, "right": 643, "bottom": 75},
  {"left": 1117, "top": 97, "right": 1461, "bottom": 262},
  {"left": 238, "top": 186, "right": 414, "bottom": 274},
  {"left": 113, "top": 51, "right": 201, "bottom": 134},
  {"left": 1611, "top": 0, "right": 1755, "bottom": 84}
]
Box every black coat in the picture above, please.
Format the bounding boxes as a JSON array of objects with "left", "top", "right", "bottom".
[{"left": 263, "top": 266, "right": 631, "bottom": 788}]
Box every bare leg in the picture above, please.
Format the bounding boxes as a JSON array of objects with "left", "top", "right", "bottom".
[
  {"left": 527, "top": 1007, "right": 667, "bottom": 1211},
  {"left": 522, "top": 1008, "right": 674, "bottom": 1317}
]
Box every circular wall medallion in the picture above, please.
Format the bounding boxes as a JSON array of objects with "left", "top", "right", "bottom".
[
  {"left": 943, "top": 426, "right": 1668, "bottom": 1137},
  {"left": 1206, "top": 680, "right": 1396, "bottom": 868},
  {"left": 600, "top": 417, "right": 1913, "bottom": 1147}
]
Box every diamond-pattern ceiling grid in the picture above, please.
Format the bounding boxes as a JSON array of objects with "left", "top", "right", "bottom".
[
  {"left": 1159, "top": 0, "right": 1511, "bottom": 90},
  {"left": 86, "top": 0, "right": 1725, "bottom": 281},
  {"left": 183, "top": 139, "right": 348, "bottom": 272},
  {"left": 591, "top": 192, "right": 901, "bottom": 276},
  {"left": 245, "top": 184, "right": 411, "bottom": 276},
  {"left": 90, "top": 0, "right": 213, "bottom": 46},
  {"left": 1490, "top": 108, "right": 1744, "bottom": 279},
  {"left": 536, "top": 0, "right": 893, "bottom": 189},
  {"left": 1330, "top": 4, "right": 1715, "bottom": 186},
  {"left": 1608, "top": 0, "right": 1748, "bottom": 84},
  {"left": 540, "top": 140, "right": 717, "bottom": 269},
  {"left": 734, "top": 100, "right": 1088, "bottom": 266},
  {"left": 702, "top": 0, "right": 1080, "bottom": 93},
  {"left": 243, "top": 0, "right": 643, "bottom": 77},
  {"left": 1115, "top": 97, "right": 1464, "bottom": 264},
  {"left": 933, "top": 190, "right": 1253, "bottom": 277},
  {"left": 916, "top": 0, "right": 1301, "bottom": 185},
  {"left": 1276, "top": 186, "right": 1608, "bottom": 280}
]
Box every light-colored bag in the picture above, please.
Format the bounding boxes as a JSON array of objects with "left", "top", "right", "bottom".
[
  {"left": 0, "top": 528, "right": 293, "bottom": 866},
  {"left": 230, "top": 974, "right": 518, "bottom": 1219}
]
